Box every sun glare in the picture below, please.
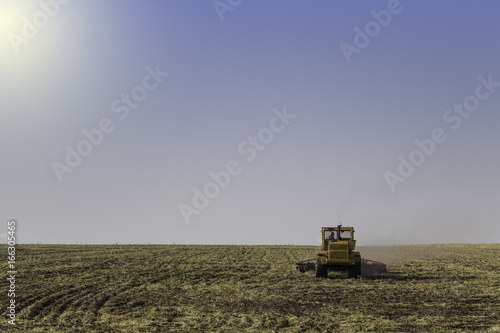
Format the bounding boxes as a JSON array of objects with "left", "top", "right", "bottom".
[{"left": 0, "top": 2, "right": 33, "bottom": 35}]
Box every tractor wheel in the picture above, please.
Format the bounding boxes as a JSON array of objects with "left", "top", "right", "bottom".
[
  {"left": 348, "top": 261, "right": 361, "bottom": 278},
  {"left": 315, "top": 264, "right": 328, "bottom": 278}
]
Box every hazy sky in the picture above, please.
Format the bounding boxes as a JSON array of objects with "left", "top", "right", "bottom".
[{"left": 1, "top": 0, "right": 499, "bottom": 245}]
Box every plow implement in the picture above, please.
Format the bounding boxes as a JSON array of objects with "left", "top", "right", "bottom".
[
  {"left": 295, "top": 259, "right": 316, "bottom": 273},
  {"left": 296, "top": 258, "right": 387, "bottom": 277},
  {"left": 360, "top": 258, "right": 388, "bottom": 276}
]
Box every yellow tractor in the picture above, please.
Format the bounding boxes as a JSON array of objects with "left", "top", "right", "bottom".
[
  {"left": 296, "top": 225, "right": 386, "bottom": 278},
  {"left": 316, "top": 225, "right": 361, "bottom": 278}
]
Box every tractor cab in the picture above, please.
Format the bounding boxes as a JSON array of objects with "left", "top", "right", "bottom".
[{"left": 322, "top": 226, "right": 355, "bottom": 251}]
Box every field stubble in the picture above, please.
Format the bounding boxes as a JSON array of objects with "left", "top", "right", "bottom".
[{"left": 0, "top": 244, "right": 499, "bottom": 332}]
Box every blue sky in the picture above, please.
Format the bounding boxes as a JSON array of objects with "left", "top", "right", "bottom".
[{"left": 1, "top": 0, "right": 499, "bottom": 245}]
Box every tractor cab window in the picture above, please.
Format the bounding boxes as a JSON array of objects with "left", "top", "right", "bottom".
[
  {"left": 323, "top": 230, "right": 337, "bottom": 250},
  {"left": 339, "top": 230, "right": 351, "bottom": 240},
  {"left": 324, "top": 231, "right": 337, "bottom": 241}
]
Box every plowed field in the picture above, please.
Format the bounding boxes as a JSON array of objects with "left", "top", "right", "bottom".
[{"left": 1, "top": 244, "right": 499, "bottom": 332}]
